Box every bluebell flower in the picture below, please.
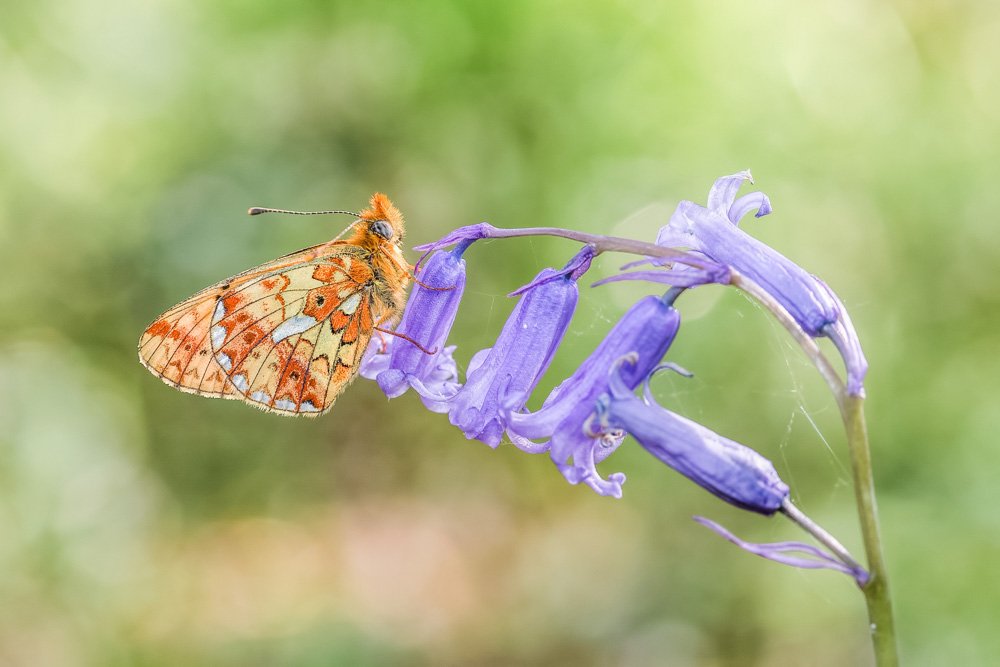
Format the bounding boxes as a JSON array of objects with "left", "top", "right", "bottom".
[
  {"left": 596, "top": 356, "right": 790, "bottom": 514},
  {"left": 654, "top": 171, "right": 868, "bottom": 395},
  {"left": 445, "top": 246, "right": 595, "bottom": 448},
  {"left": 389, "top": 192, "right": 871, "bottom": 594},
  {"left": 361, "top": 242, "right": 471, "bottom": 412},
  {"left": 502, "top": 290, "right": 684, "bottom": 498}
]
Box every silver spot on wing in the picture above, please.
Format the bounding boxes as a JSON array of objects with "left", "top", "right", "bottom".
[
  {"left": 212, "top": 299, "right": 226, "bottom": 325},
  {"left": 339, "top": 292, "right": 362, "bottom": 315},
  {"left": 231, "top": 374, "right": 248, "bottom": 392},
  {"left": 272, "top": 314, "right": 318, "bottom": 343},
  {"left": 211, "top": 325, "right": 227, "bottom": 349}
]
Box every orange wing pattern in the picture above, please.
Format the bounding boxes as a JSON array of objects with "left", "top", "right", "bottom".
[
  {"left": 140, "top": 247, "right": 392, "bottom": 415},
  {"left": 139, "top": 192, "right": 410, "bottom": 417},
  {"left": 139, "top": 288, "right": 238, "bottom": 398}
]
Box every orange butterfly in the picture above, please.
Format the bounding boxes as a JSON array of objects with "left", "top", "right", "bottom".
[{"left": 138, "top": 193, "right": 411, "bottom": 416}]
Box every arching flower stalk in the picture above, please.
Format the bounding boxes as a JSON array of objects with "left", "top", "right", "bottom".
[{"left": 362, "top": 171, "right": 895, "bottom": 665}]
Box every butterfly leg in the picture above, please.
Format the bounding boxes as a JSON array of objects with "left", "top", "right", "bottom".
[
  {"left": 373, "top": 326, "right": 437, "bottom": 355},
  {"left": 373, "top": 328, "right": 390, "bottom": 353},
  {"left": 389, "top": 250, "right": 456, "bottom": 291},
  {"left": 371, "top": 308, "right": 437, "bottom": 355},
  {"left": 411, "top": 273, "right": 456, "bottom": 291}
]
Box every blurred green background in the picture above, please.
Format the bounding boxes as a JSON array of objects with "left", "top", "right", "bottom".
[{"left": 2, "top": 0, "right": 998, "bottom": 664}]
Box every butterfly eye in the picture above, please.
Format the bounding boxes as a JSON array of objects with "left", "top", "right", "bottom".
[{"left": 370, "top": 219, "right": 393, "bottom": 241}]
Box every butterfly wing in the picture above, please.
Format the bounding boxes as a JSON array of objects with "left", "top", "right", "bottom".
[
  {"left": 139, "top": 243, "right": 398, "bottom": 416},
  {"left": 139, "top": 242, "right": 331, "bottom": 398}
]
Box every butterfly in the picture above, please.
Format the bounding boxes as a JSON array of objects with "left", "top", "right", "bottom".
[{"left": 138, "top": 193, "right": 411, "bottom": 417}]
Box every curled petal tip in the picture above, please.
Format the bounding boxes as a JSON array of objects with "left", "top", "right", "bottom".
[
  {"left": 375, "top": 369, "right": 409, "bottom": 399},
  {"left": 581, "top": 470, "right": 626, "bottom": 498},
  {"left": 708, "top": 170, "right": 755, "bottom": 218},
  {"left": 755, "top": 195, "right": 772, "bottom": 218},
  {"left": 720, "top": 169, "right": 754, "bottom": 183},
  {"left": 656, "top": 362, "right": 693, "bottom": 379},
  {"left": 641, "top": 362, "right": 693, "bottom": 405},
  {"left": 729, "top": 192, "right": 772, "bottom": 225}
]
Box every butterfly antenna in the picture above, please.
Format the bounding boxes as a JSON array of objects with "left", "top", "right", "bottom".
[
  {"left": 248, "top": 207, "right": 361, "bottom": 217},
  {"left": 248, "top": 206, "right": 366, "bottom": 243}
]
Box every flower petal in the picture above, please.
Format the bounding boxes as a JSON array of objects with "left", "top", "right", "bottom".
[
  {"left": 707, "top": 170, "right": 753, "bottom": 216},
  {"left": 653, "top": 173, "right": 867, "bottom": 395},
  {"left": 505, "top": 295, "right": 681, "bottom": 443},
  {"left": 816, "top": 278, "right": 868, "bottom": 396},
  {"left": 728, "top": 192, "right": 772, "bottom": 225}
]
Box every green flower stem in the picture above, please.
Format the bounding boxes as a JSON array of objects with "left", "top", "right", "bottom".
[
  {"left": 843, "top": 395, "right": 898, "bottom": 667},
  {"left": 733, "top": 272, "right": 899, "bottom": 667},
  {"left": 423, "top": 227, "right": 898, "bottom": 666}
]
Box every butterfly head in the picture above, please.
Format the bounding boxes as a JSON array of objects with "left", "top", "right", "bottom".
[{"left": 359, "top": 192, "right": 405, "bottom": 245}]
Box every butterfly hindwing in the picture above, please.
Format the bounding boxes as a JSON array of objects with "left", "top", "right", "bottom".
[{"left": 139, "top": 290, "right": 239, "bottom": 398}]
